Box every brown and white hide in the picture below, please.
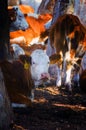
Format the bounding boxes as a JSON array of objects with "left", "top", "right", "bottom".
[
  {"left": 0, "top": 56, "right": 34, "bottom": 106},
  {"left": 49, "top": 14, "right": 86, "bottom": 90}
]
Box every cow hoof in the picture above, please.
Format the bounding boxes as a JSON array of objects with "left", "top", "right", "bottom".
[
  {"left": 56, "top": 80, "right": 61, "bottom": 87},
  {"left": 65, "top": 83, "right": 72, "bottom": 92}
]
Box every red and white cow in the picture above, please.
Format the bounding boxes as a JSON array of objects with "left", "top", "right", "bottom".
[
  {"left": 10, "top": 12, "right": 52, "bottom": 45},
  {"left": 30, "top": 49, "right": 50, "bottom": 86},
  {"left": 11, "top": 44, "right": 50, "bottom": 87},
  {"left": 0, "top": 48, "right": 50, "bottom": 107},
  {"left": 46, "top": 14, "right": 86, "bottom": 91}
]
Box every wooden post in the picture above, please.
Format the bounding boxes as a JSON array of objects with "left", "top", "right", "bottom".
[
  {"left": 0, "top": 68, "right": 13, "bottom": 130},
  {"left": 0, "top": 0, "right": 14, "bottom": 129}
]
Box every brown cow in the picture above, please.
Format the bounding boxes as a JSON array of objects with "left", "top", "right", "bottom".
[
  {"left": 0, "top": 55, "right": 34, "bottom": 106},
  {"left": 10, "top": 12, "right": 52, "bottom": 45},
  {"left": 48, "top": 14, "right": 86, "bottom": 90}
]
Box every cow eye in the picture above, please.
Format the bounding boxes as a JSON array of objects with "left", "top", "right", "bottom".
[
  {"left": 32, "top": 61, "right": 35, "bottom": 64},
  {"left": 48, "top": 61, "right": 50, "bottom": 64},
  {"left": 19, "top": 15, "right": 22, "bottom": 18}
]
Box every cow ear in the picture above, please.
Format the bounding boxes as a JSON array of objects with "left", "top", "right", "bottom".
[
  {"left": 24, "top": 14, "right": 27, "bottom": 17},
  {"left": 19, "top": 55, "right": 32, "bottom": 64}
]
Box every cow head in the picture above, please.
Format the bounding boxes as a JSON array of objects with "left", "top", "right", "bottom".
[
  {"left": 30, "top": 49, "right": 50, "bottom": 86},
  {"left": 10, "top": 6, "right": 28, "bottom": 31},
  {"left": 19, "top": 49, "right": 50, "bottom": 86}
]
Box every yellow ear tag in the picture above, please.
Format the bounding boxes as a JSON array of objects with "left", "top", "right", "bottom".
[{"left": 24, "top": 60, "right": 30, "bottom": 70}]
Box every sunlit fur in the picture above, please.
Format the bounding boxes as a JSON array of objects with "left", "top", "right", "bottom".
[{"left": 49, "top": 14, "right": 86, "bottom": 90}]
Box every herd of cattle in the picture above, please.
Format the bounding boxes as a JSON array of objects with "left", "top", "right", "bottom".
[{"left": 0, "top": 3, "right": 86, "bottom": 107}]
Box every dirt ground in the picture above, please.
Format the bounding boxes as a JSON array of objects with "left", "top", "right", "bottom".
[{"left": 13, "top": 85, "right": 86, "bottom": 130}]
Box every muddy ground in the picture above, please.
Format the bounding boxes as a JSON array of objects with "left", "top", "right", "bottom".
[{"left": 13, "top": 85, "right": 86, "bottom": 130}]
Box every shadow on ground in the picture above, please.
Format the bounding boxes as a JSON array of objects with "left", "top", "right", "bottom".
[{"left": 13, "top": 86, "right": 86, "bottom": 130}]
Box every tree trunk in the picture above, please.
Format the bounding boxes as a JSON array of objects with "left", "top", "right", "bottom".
[
  {"left": 0, "top": 0, "right": 10, "bottom": 60},
  {"left": 0, "top": 0, "right": 14, "bottom": 129},
  {"left": 0, "top": 68, "right": 13, "bottom": 130}
]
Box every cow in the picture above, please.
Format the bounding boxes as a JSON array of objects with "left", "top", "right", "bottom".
[
  {"left": 0, "top": 55, "right": 34, "bottom": 107},
  {"left": 10, "top": 45, "right": 50, "bottom": 87},
  {"left": 48, "top": 14, "right": 86, "bottom": 91},
  {"left": 10, "top": 6, "right": 29, "bottom": 32},
  {"left": 10, "top": 12, "right": 52, "bottom": 45}
]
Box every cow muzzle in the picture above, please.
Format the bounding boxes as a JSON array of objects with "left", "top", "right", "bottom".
[{"left": 41, "top": 73, "right": 50, "bottom": 80}]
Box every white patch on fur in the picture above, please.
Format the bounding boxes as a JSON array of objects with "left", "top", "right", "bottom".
[
  {"left": 30, "top": 49, "right": 50, "bottom": 85},
  {"left": 10, "top": 36, "right": 26, "bottom": 45},
  {"left": 29, "top": 37, "right": 45, "bottom": 46}
]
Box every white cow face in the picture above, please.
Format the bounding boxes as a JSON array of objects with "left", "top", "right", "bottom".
[{"left": 30, "top": 49, "right": 50, "bottom": 85}]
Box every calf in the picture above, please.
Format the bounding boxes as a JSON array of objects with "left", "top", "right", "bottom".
[
  {"left": 0, "top": 55, "right": 34, "bottom": 106},
  {"left": 30, "top": 49, "right": 50, "bottom": 86},
  {"left": 10, "top": 46, "right": 50, "bottom": 86}
]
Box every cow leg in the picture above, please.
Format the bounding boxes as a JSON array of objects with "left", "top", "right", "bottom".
[
  {"left": 64, "top": 37, "right": 73, "bottom": 91},
  {"left": 65, "top": 67, "right": 72, "bottom": 91},
  {"left": 29, "top": 89, "right": 34, "bottom": 102},
  {"left": 61, "top": 55, "right": 72, "bottom": 91},
  {"left": 56, "top": 66, "right": 61, "bottom": 87},
  {"left": 61, "top": 56, "right": 66, "bottom": 86}
]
